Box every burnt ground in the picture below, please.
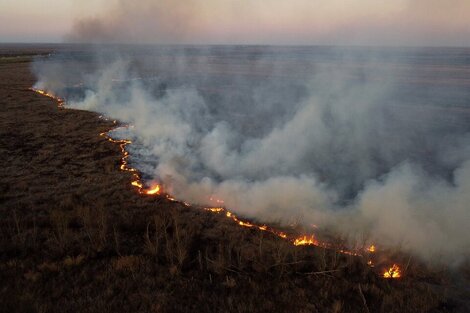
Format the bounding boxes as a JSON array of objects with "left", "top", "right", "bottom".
[{"left": 0, "top": 51, "right": 469, "bottom": 313}]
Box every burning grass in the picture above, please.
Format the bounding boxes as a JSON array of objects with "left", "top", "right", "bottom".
[{"left": 0, "top": 56, "right": 468, "bottom": 312}]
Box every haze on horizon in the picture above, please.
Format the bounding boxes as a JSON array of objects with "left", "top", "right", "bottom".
[{"left": 1, "top": 0, "right": 469, "bottom": 47}]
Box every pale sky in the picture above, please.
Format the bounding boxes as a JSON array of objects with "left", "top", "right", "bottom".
[
  {"left": 1, "top": 0, "right": 469, "bottom": 46},
  {"left": 0, "top": 0, "right": 105, "bottom": 42}
]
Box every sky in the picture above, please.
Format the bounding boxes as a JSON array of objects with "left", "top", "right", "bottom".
[{"left": 1, "top": 0, "right": 470, "bottom": 46}]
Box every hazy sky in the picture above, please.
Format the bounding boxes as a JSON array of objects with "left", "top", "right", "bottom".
[{"left": 1, "top": 0, "right": 470, "bottom": 46}]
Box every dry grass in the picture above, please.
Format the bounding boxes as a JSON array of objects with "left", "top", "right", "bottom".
[
  {"left": 0, "top": 52, "right": 468, "bottom": 313},
  {"left": 76, "top": 205, "right": 108, "bottom": 252}
]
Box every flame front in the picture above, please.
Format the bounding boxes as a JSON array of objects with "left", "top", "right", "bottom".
[
  {"left": 204, "top": 207, "right": 287, "bottom": 239},
  {"left": 383, "top": 264, "right": 401, "bottom": 278},
  {"left": 31, "top": 88, "right": 65, "bottom": 108},
  {"left": 144, "top": 185, "right": 161, "bottom": 195},
  {"left": 31, "top": 87, "right": 402, "bottom": 280},
  {"left": 293, "top": 235, "right": 319, "bottom": 246},
  {"left": 131, "top": 180, "right": 143, "bottom": 188},
  {"left": 99, "top": 128, "right": 161, "bottom": 196}
]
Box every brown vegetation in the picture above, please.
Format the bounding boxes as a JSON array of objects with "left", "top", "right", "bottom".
[{"left": 0, "top": 50, "right": 468, "bottom": 312}]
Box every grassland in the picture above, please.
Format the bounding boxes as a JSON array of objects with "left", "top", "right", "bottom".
[{"left": 0, "top": 52, "right": 468, "bottom": 313}]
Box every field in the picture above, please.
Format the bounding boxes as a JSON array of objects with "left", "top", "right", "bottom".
[{"left": 0, "top": 47, "right": 469, "bottom": 313}]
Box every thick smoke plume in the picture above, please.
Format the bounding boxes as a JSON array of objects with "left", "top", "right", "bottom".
[
  {"left": 33, "top": 47, "right": 470, "bottom": 264},
  {"left": 32, "top": 0, "right": 470, "bottom": 263}
]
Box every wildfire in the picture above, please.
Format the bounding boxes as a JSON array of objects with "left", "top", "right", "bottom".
[
  {"left": 31, "top": 87, "right": 402, "bottom": 280},
  {"left": 30, "top": 88, "right": 65, "bottom": 108},
  {"left": 293, "top": 235, "right": 319, "bottom": 246},
  {"left": 99, "top": 128, "right": 161, "bottom": 196},
  {"left": 131, "top": 180, "right": 143, "bottom": 188},
  {"left": 205, "top": 207, "right": 224, "bottom": 213},
  {"left": 144, "top": 185, "right": 161, "bottom": 195},
  {"left": 203, "top": 207, "right": 287, "bottom": 239},
  {"left": 383, "top": 264, "right": 401, "bottom": 278},
  {"left": 30, "top": 88, "right": 65, "bottom": 109}
]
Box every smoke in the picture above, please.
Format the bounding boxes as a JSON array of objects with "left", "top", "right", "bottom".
[
  {"left": 32, "top": 46, "right": 470, "bottom": 265},
  {"left": 64, "top": 0, "right": 470, "bottom": 46},
  {"left": 31, "top": 0, "right": 470, "bottom": 264},
  {"left": 66, "top": 0, "right": 201, "bottom": 44},
  {"left": 356, "top": 161, "right": 470, "bottom": 263}
]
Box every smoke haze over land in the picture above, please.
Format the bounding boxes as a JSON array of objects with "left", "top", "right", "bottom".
[
  {"left": 2, "top": 0, "right": 470, "bottom": 46},
  {"left": 30, "top": 0, "right": 470, "bottom": 265},
  {"left": 63, "top": 0, "right": 470, "bottom": 46},
  {"left": 33, "top": 45, "right": 470, "bottom": 264}
]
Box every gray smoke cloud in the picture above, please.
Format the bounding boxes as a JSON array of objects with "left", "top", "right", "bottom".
[
  {"left": 32, "top": 47, "right": 470, "bottom": 264},
  {"left": 65, "top": 0, "right": 470, "bottom": 46},
  {"left": 31, "top": 0, "right": 470, "bottom": 265}
]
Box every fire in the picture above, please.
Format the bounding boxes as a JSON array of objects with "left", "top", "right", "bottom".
[
  {"left": 383, "top": 264, "right": 401, "bottom": 278},
  {"left": 202, "top": 207, "right": 288, "bottom": 239},
  {"left": 205, "top": 207, "right": 224, "bottom": 213},
  {"left": 31, "top": 87, "right": 402, "bottom": 280},
  {"left": 144, "top": 185, "right": 161, "bottom": 195},
  {"left": 293, "top": 235, "right": 319, "bottom": 246},
  {"left": 238, "top": 220, "right": 254, "bottom": 227},
  {"left": 131, "top": 180, "right": 143, "bottom": 188},
  {"left": 99, "top": 127, "right": 161, "bottom": 197},
  {"left": 31, "top": 88, "right": 65, "bottom": 108}
]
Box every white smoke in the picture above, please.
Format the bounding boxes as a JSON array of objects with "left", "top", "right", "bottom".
[{"left": 33, "top": 48, "right": 470, "bottom": 264}]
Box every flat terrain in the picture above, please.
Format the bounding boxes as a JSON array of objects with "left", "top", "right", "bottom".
[{"left": 0, "top": 51, "right": 468, "bottom": 312}]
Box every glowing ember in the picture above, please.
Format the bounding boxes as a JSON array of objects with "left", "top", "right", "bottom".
[
  {"left": 293, "top": 235, "right": 319, "bottom": 246},
  {"left": 144, "top": 185, "right": 161, "bottom": 195},
  {"left": 99, "top": 127, "right": 162, "bottom": 197},
  {"left": 131, "top": 180, "right": 143, "bottom": 188},
  {"left": 31, "top": 88, "right": 65, "bottom": 108},
  {"left": 383, "top": 264, "right": 401, "bottom": 278},
  {"left": 238, "top": 220, "right": 254, "bottom": 227},
  {"left": 205, "top": 207, "right": 224, "bottom": 213},
  {"left": 367, "top": 245, "right": 376, "bottom": 253}
]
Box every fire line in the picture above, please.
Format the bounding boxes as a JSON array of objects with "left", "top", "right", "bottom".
[{"left": 31, "top": 87, "right": 402, "bottom": 279}]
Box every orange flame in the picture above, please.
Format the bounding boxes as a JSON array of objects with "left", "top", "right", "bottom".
[
  {"left": 383, "top": 264, "right": 401, "bottom": 278},
  {"left": 31, "top": 88, "right": 65, "bottom": 108},
  {"left": 367, "top": 245, "right": 376, "bottom": 253},
  {"left": 98, "top": 127, "right": 162, "bottom": 197},
  {"left": 131, "top": 180, "right": 143, "bottom": 188},
  {"left": 293, "top": 235, "right": 319, "bottom": 246},
  {"left": 205, "top": 207, "right": 224, "bottom": 213},
  {"left": 144, "top": 185, "right": 161, "bottom": 195}
]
